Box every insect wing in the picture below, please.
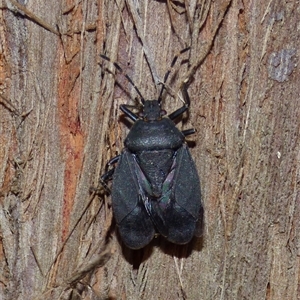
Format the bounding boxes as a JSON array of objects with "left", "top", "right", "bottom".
[
  {"left": 146, "top": 145, "right": 202, "bottom": 244},
  {"left": 111, "top": 149, "right": 155, "bottom": 249}
]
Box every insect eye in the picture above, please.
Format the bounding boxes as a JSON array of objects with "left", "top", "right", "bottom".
[
  {"left": 139, "top": 111, "right": 145, "bottom": 118},
  {"left": 160, "top": 109, "right": 167, "bottom": 117}
]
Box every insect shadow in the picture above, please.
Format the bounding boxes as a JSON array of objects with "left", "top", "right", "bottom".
[
  {"left": 119, "top": 231, "right": 204, "bottom": 267},
  {"left": 99, "top": 47, "right": 203, "bottom": 252}
]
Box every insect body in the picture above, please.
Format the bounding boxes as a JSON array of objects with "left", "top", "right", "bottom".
[{"left": 101, "top": 50, "right": 202, "bottom": 249}]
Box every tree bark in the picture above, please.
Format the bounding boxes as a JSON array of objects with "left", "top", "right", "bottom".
[{"left": 0, "top": 0, "right": 299, "bottom": 299}]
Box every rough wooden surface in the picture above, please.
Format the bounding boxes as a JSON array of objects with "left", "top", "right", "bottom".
[{"left": 0, "top": 1, "right": 299, "bottom": 299}]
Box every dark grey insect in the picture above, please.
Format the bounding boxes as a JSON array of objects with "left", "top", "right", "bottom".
[{"left": 100, "top": 49, "right": 202, "bottom": 249}]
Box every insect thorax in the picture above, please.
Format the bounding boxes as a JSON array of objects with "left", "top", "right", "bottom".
[{"left": 125, "top": 118, "right": 184, "bottom": 152}]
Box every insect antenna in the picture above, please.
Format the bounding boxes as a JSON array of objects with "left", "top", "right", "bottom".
[
  {"left": 158, "top": 47, "right": 190, "bottom": 104},
  {"left": 100, "top": 54, "right": 145, "bottom": 104}
]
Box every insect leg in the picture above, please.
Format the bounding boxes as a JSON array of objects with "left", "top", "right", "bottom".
[
  {"left": 120, "top": 104, "right": 139, "bottom": 122},
  {"left": 100, "top": 168, "right": 115, "bottom": 182},
  {"left": 168, "top": 80, "right": 190, "bottom": 120},
  {"left": 181, "top": 128, "right": 195, "bottom": 137},
  {"left": 99, "top": 155, "right": 121, "bottom": 192}
]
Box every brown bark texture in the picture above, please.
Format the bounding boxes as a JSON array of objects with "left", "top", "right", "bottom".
[{"left": 0, "top": 0, "right": 299, "bottom": 299}]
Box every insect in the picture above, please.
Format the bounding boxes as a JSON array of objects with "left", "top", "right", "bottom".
[{"left": 100, "top": 48, "right": 202, "bottom": 249}]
